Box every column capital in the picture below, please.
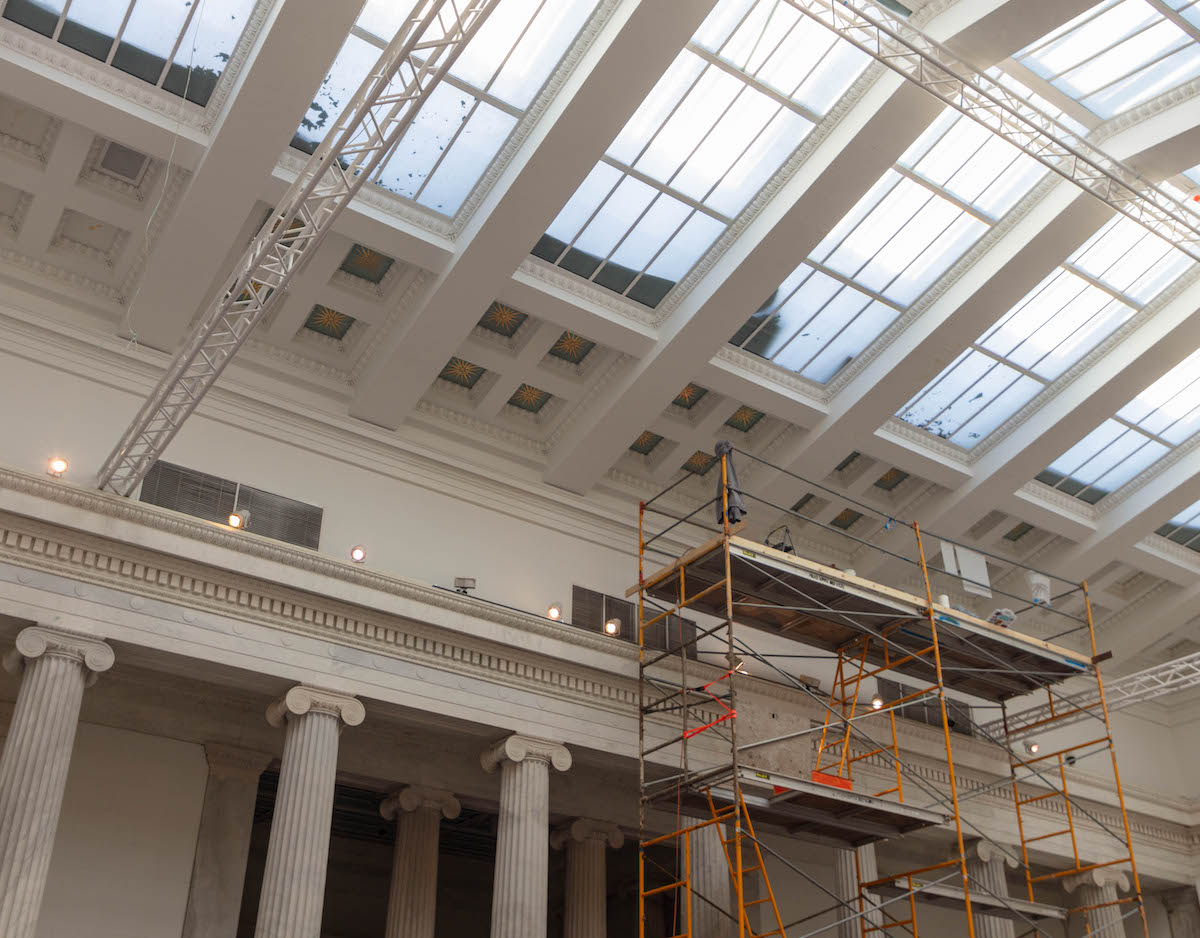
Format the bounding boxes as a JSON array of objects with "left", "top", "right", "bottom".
[
  {"left": 380, "top": 786, "right": 461, "bottom": 821},
  {"left": 203, "top": 742, "right": 273, "bottom": 781},
  {"left": 966, "top": 839, "right": 1019, "bottom": 869},
  {"left": 550, "top": 818, "right": 623, "bottom": 850},
  {"left": 3, "top": 626, "right": 113, "bottom": 685},
  {"left": 266, "top": 685, "right": 364, "bottom": 729},
  {"left": 481, "top": 734, "right": 571, "bottom": 774},
  {"left": 1063, "top": 868, "right": 1130, "bottom": 895}
]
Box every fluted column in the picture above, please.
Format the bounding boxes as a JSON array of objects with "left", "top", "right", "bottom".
[
  {"left": 481, "top": 734, "right": 572, "bottom": 938},
  {"left": 1163, "top": 886, "right": 1200, "bottom": 938},
  {"left": 692, "top": 821, "right": 735, "bottom": 938},
  {"left": 834, "top": 844, "right": 880, "bottom": 938},
  {"left": 380, "top": 786, "right": 460, "bottom": 938},
  {"left": 551, "top": 818, "right": 623, "bottom": 938},
  {"left": 181, "top": 743, "right": 272, "bottom": 938},
  {"left": 253, "top": 685, "right": 364, "bottom": 938},
  {"left": 965, "top": 840, "right": 1019, "bottom": 938},
  {"left": 1064, "top": 868, "right": 1130, "bottom": 938},
  {"left": 0, "top": 625, "right": 113, "bottom": 938}
]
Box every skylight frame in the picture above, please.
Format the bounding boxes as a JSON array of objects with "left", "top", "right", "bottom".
[
  {"left": 1156, "top": 496, "right": 1200, "bottom": 551},
  {"left": 1036, "top": 345, "right": 1200, "bottom": 503},
  {"left": 297, "top": 0, "right": 602, "bottom": 219},
  {"left": 898, "top": 216, "right": 1196, "bottom": 450},
  {"left": 0, "top": 0, "right": 259, "bottom": 107},
  {"left": 1015, "top": 0, "right": 1200, "bottom": 118}
]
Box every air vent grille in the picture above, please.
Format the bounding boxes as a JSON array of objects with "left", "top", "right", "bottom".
[{"left": 140, "top": 461, "right": 322, "bottom": 550}]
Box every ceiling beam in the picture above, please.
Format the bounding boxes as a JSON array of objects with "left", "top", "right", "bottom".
[
  {"left": 348, "top": 0, "right": 719, "bottom": 429},
  {"left": 123, "top": 0, "right": 364, "bottom": 352},
  {"left": 540, "top": 0, "right": 1098, "bottom": 495}
]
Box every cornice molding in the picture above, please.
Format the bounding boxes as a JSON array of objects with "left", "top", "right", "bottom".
[
  {"left": 516, "top": 256, "right": 659, "bottom": 327},
  {"left": 711, "top": 345, "right": 831, "bottom": 407},
  {"left": 1090, "top": 75, "right": 1200, "bottom": 143}
]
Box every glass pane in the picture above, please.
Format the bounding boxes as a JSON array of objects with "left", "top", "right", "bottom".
[
  {"left": 801, "top": 301, "right": 900, "bottom": 383},
  {"left": 112, "top": 0, "right": 192, "bottom": 84},
  {"left": 163, "top": 0, "right": 256, "bottom": 105},
  {"left": 607, "top": 53, "right": 706, "bottom": 166},
  {"left": 59, "top": 0, "right": 123, "bottom": 61},
  {"left": 3, "top": 0, "right": 67, "bottom": 38},
  {"left": 573, "top": 175, "right": 658, "bottom": 258},
  {"left": 375, "top": 83, "right": 477, "bottom": 200},
  {"left": 606, "top": 194, "right": 692, "bottom": 273},
  {"left": 488, "top": 0, "right": 596, "bottom": 109},
  {"left": 417, "top": 102, "right": 518, "bottom": 214},
  {"left": 950, "top": 374, "right": 1041, "bottom": 447},
  {"left": 545, "top": 162, "right": 622, "bottom": 244},
  {"left": 295, "top": 34, "right": 377, "bottom": 152}
]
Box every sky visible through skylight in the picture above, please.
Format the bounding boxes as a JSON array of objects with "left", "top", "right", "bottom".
[
  {"left": 729, "top": 92, "right": 1049, "bottom": 383},
  {"left": 2, "top": 0, "right": 256, "bottom": 105},
  {"left": 1036, "top": 345, "right": 1200, "bottom": 503},
  {"left": 1157, "top": 496, "right": 1200, "bottom": 551},
  {"left": 531, "top": 0, "right": 871, "bottom": 308},
  {"left": 1016, "top": 0, "right": 1200, "bottom": 118},
  {"left": 898, "top": 217, "right": 1194, "bottom": 449},
  {"left": 295, "top": 0, "right": 599, "bottom": 217}
]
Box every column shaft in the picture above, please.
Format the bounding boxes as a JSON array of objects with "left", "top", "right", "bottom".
[
  {"left": 691, "top": 822, "right": 734, "bottom": 938},
  {"left": 0, "top": 628, "right": 111, "bottom": 938},
  {"left": 835, "top": 845, "right": 880, "bottom": 938},
  {"left": 492, "top": 757, "right": 551, "bottom": 938},
  {"left": 1076, "top": 882, "right": 1124, "bottom": 937},
  {"left": 564, "top": 837, "right": 606, "bottom": 938},
  {"left": 966, "top": 854, "right": 1015, "bottom": 938},
  {"left": 181, "top": 745, "right": 271, "bottom": 938},
  {"left": 253, "top": 686, "right": 363, "bottom": 938},
  {"left": 386, "top": 805, "right": 441, "bottom": 938}
]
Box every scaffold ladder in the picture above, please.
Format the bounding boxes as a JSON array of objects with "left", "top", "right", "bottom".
[
  {"left": 1002, "top": 585, "right": 1147, "bottom": 937},
  {"left": 707, "top": 790, "right": 787, "bottom": 938}
]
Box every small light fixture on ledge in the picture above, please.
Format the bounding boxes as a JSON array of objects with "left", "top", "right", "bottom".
[
  {"left": 547, "top": 602, "right": 563, "bottom": 621},
  {"left": 454, "top": 577, "right": 476, "bottom": 594},
  {"left": 1024, "top": 739, "right": 1040, "bottom": 755},
  {"left": 604, "top": 617, "right": 621, "bottom": 636},
  {"left": 871, "top": 694, "right": 884, "bottom": 711},
  {"left": 47, "top": 457, "right": 68, "bottom": 477},
  {"left": 350, "top": 545, "right": 367, "bottom": 563},
  {"left": 228, "top": 509, "right": 250, "bottom": 530}
]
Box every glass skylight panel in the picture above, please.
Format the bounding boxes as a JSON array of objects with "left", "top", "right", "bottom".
[
  {"left": 2, "top": 0, "right": 256, "bottom": 105},
  {"left": 899, "top": 216, "right": 1195, "bottom": 449},
  {"left": 298, "top": 0, "right": 598, "bottom": 217},
  {"left": 532, "top": 0, "right": 872, "bottom": 309},
  {"left": 1037, "top": 346, "right": 1200, "bottom": 502},
  {"left": 1156, "top": 497, "right": 1200, "bottom": 551},
  {"left": 1016, "top": 0, "right": 1200, "bottom": 118}
]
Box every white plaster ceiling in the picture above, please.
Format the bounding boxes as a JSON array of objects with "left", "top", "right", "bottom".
[{"left": 1, "top": 0, "right": 1200, "bottom": 664}]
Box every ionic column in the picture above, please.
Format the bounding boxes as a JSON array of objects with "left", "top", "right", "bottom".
[
  {"left": 692, "top": 821, "right": 734, "bottom": 938},
  {"left": 0, "top": 626, "right": 113, "bottom": 938},
  {"left": 1163, "top": 886, "right": 1200, "bottom": 938},
  {"left": 380, "top": 786, "right": 460, "bottom": 938},
  {"left": 253, "top": 685, "right": 364, "bottom": 938},
  {"left": 965, "top": 840, "right": 1019, "bottom": 938},
  {"left": 181, "top": 743, "right": 272, "bottom": 938},
  {"left": 481, "top": 734, "right": 572, "bottom": 938},
  {"left": 834, "top": 844, "right": 881, "bottom": 938},
  {"left": 551, "top": 818, "right": 623, "bottom": 938},
  {"left": 1064, "top": 868, "right": 1130, "bottom": 938}
]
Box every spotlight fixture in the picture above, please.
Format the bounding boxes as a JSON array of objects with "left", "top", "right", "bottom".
[
  {"left": 228, "top": 509, "right": 250, "bottom": 530},
  {"left": 1024, "top": 740, "right": 1040, "bottom": 755},
  {"left": 546, "top": 603, "right": 563, "bottom": 621},
  {"left": 726, "top": 652, "right": 746, "bottom": 673},
  {"left": 350, "top": 545, "right": 367, "bottom": 563},
  {"left": 47, "top": 457, "right": 68, "bottom": 477},
  {"left": 871, "top": 694, "right": 884, "bottom": 711},
  {"left": 453, "top": 577, "right": 476, "bottom": 593},
  {"left": 604, "top": 618, "right": 621, "bottom": 636}
]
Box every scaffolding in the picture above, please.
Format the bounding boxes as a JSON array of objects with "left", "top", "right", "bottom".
[{"left": 633, "top": 446, "right": 1147, "bottom": 938}]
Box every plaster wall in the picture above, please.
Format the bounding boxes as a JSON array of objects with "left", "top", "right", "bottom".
[{"left": 27, "top": 721, "right": 206, "bottom": 938}]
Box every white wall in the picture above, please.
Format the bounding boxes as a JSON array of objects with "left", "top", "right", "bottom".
[{"left": 35, "top": 722, "right": 206, "bottom": 938}]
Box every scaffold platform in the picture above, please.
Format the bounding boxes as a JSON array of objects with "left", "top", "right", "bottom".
[
  {"left": 872, "top": 878, "right": 1067, "bottom": 922},
  {"left": 636, "top": 532, "right": 1092, "bottom": 701},
  {"left": 646, "top": 765, "right": 949, "bottom": 848}
]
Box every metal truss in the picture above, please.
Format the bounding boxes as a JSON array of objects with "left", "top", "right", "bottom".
[
  {"left": 986, "top": 649, "right": 1200, "bottom": 742},
  {"left": 96, "top": 0, "right": 501, "bottom": 496},
  {"left": 784, "top": 0, "right": 1200, "bottom": 261}
]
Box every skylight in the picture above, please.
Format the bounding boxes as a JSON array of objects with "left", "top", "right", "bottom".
[
  {"left": 2, "top": 0, "right": 257, "bottom": 106},
  {"left": 898, "top": 216, "right": 1194, "bottom": 448},
  {"left": 1036, "top": 345, "right": 1200, "bottom": 503},
  {"left": 296, "top": 0, "right": 599, "bottom": 217},
  {"left": 531, "top": 0, "right": 870, "bottom": 308},
  {"left": 729, "top": 105, "right": 1045, "bottom": 382},
  {"left": 1156, "top": 497, "right": 1200, "bottom": 551},
  {"left": 1015, "top": 0, "right": 1200, "bottom": 119}
]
